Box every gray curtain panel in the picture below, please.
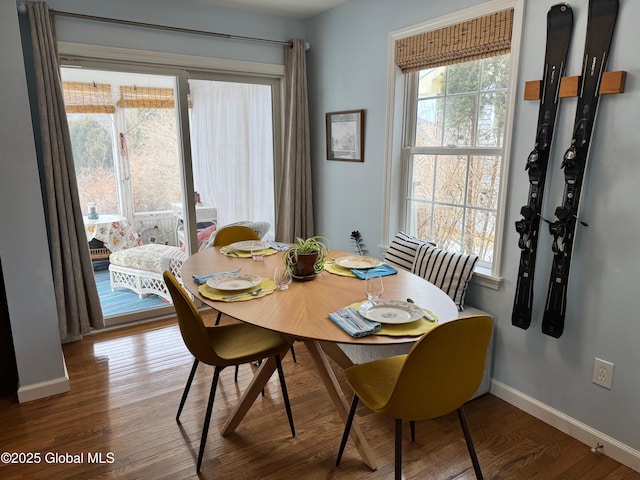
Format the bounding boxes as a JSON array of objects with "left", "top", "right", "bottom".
[
  {"left": 276, "top": 38, "right": 314, "bottom": 242},
  {"left": 27, "top": 1, "right": 104, "bottom": 343}
]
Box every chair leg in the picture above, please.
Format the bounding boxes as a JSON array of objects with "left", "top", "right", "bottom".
[
  {"left": 457, "top": 407, "right": 483, "bottom": 480},
  {"left": 235, "top": 360, "right": 263, "bottom": 385},
  {"left": 176, "top": 358, "right": 199, "bottom": 422},
  {"left": 258, "top": 359, "right": 265, "bottom": 396},
  {"left": 410, "top": 420, "right": 416, "bottom": 442},
  {"left": 275, "top": 355, "right": 295, "bottom": 437},
  {"left": 196, "top": 366, "right": 222, "bottom": 473},
  {"left": 336, "top": 395, "right": 359, "bottom": 466},
  {"left": 394, "top": 419, "right": 402, "bottom": 480},
  {"left": 290, "top": 344, "right": 297, "bottom": 363}
]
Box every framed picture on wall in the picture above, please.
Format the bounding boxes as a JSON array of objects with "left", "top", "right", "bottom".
[{"left": 326, "top": 109, "right": 364, "bottom": 162}]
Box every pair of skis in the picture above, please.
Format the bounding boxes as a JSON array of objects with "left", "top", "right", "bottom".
[{"left": 512, "top": 0, "right": 619, "bottom": 337}]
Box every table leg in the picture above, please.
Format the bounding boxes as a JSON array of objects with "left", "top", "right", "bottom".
[
  {"left": 318, "top": 340, "right": 355, "bottom": 370},
  {"left": 220, "top": 356, "right": 278, "bottom": 436},
  {"left": 303, "top": 339, "right": 377, "bottom": 471}
]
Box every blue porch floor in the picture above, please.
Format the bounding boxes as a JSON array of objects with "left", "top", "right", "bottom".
[{"left": 93, "top": 267, "right": 168, "bottom": 317}]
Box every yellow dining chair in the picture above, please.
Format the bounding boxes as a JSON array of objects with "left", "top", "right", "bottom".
[
  {"left": 213, "top": 224, "right": 297, "bottom": 369},
  {"left": 336, "top": 315, "right": 492, "bottom": 480},
  {"left": 212, "top": 224, "right": 260, "bottom": 246},
  {"left": 212, "top": 223, "right": 261, "bottom": 329},
  {"left": 163, "top": 271, "right": 296, "bottom": 473}
]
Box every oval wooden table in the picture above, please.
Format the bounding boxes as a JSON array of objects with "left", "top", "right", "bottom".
[{"left": 181, "top": 247, "right": 458, "bottom": 470}]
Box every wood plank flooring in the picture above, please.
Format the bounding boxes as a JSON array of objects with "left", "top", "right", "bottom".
[{"left": 0, "top": 315, "right": 638, "bottom": 480}]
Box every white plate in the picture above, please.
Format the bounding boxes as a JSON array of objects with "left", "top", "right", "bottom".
[
  {"left": 358, "top": 300, "right": 425, "bottom": 324},
  {"left": 334, "top": 255, "right": 381, "bottom": 269},
  {"left": 206, "top": 273, "right": 261, "bottom": 291},
  {"left": 228, "top": 240, "right": 269, "bottom": 252}
]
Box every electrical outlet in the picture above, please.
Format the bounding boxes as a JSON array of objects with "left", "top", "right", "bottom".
[{"left": 592, "top": 357, "right": 614, "bottom": 389}]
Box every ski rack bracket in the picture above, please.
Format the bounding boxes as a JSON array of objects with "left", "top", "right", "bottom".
[{"left": 524, "top": 70, "right": 626, "bottom": 100}]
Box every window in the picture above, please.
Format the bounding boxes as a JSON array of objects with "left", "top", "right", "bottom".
[
  {"left": 67, "top": 111, "right": 119, "bottom": 214},
  {"left": 386, "top": 1, "right": 523, "bottom": 284},
  {"left": 61, "top": 71, "right": 183, "bottom": 221},
  {"left": 403, "top": 55, "right": 509, "bottom": 269}
]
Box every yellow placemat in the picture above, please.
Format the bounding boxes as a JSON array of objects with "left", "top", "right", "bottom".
[
  {"left": 220, "top": 247, "right": 278, "bottom": 258},
  {"left": 324, "top": 262, "right": 356, "bottom": 277},
  {"left": 199, "top": 278, "right": 277, "bottom": 302},
  {"left": 350, "top": 301, "right": 439, "bottom": 337}
]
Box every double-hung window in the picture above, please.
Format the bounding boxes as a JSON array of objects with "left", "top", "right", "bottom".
[{"left": 390, "top": 1, "right": 522, "bottom": 284}]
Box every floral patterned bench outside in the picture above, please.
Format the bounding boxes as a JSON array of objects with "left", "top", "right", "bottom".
[{"left": 107, "top": 221, "right": 269, "bottom": 303}]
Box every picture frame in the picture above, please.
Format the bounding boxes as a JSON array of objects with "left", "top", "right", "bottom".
[{"left": 326, "top": 109, "right": 364, "bottom": 162}]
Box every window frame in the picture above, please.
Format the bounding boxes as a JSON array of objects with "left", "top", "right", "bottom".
[
  {"left": 382, "top": 0, "right": 524, "bottom": 289},
  {"left": 402, "top": 56, "right": 509, "bottom": 271}
]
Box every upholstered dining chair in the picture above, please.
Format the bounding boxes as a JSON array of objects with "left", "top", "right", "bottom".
[
  {"left": 212, "top": 224, "right": 297, "bottom": 368},
  {"left": 212, "top": 223, "right": 261, "bottom": 332},
  {"left": 210, "top": 223, "right": 297, "bottom": 374},
  {"left": 163, "top": 270, "right": 296, "bottom": 473},
  {"left": 336, "top": 315, "right": 492, "bottom": 480},
  {"left": 212, "top": 224, "right": 260, "bottom": 246}
]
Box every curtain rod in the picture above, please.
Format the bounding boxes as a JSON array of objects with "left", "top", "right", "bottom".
[{"left": 50, "top": 9, "right": 294, "bottom": 48}]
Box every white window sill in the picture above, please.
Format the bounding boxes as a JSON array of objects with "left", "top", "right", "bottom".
[{"left": 471, "top": 265, "right": 503, "bottom": 290}]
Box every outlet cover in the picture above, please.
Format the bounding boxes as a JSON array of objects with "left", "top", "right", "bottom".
[{"left": 592, "top": 357, "right": 614, "bottom": 389}]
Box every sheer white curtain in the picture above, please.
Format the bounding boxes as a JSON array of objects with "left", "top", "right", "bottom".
[{"left": 189, "top": 79, "right": 275, "bottom": 239}]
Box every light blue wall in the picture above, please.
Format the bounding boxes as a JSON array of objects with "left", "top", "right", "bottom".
[
  {"left": 305, "top": 0, "right": 486, "bottom": 252},
  {"left": 48, "top": 0, "right": 305, "bottom": 65},
  {"left": 306, "top": 0, "right": 640, "bottom": 451}
]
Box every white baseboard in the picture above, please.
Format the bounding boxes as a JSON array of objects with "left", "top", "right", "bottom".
[
  {"left": 17, "top": 362, "right": 70, "bottom": 403},
  {"left": 490, "top": 380, "right": 640, "bottom": 473}
]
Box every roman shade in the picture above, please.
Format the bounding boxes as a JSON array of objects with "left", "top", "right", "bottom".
[
  {"left": 395, "top": 8, "right": 514, "bottom": 73},
  {"left": 63, "top": 81, "right": 115, "bottom": 114},
  {"left": 117, "top": 86, "right": 175, "bottom": 109}
]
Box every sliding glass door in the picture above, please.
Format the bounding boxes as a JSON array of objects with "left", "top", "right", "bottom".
[
  {"left": 59, "top": 63, "right": 280, "bottom": 325},
  {"left": 61, "top": 65, "right": 188, "bottom": 323}
]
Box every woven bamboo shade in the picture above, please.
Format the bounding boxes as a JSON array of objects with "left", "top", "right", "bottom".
[
  {"left": 117, "top": 86, "right": 176, "bottom": 109},
  {"left": 63, "top": 81, "right": 115, "bottom": 114},
  {"left": 396, "top": 8, "right": 514, "bottom": 73}
]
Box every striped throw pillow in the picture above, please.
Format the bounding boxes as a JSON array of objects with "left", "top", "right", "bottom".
[
  {"left": 384, "top": 232, "right": 433, "bottom": 272},
  {"left": 412, "top": 243, "right": 478, "bottom": 311}
]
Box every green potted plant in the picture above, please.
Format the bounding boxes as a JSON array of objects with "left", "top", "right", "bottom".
[{"left": 284, "top": 235, "right": 330, "bottom": 279}]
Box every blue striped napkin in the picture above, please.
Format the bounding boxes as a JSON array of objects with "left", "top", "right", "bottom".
[
  {"left": 351, "top": 263, "right": 398, "bottom": 280},
  {"left": 328, "top": 306, "right": 381, "bottom": 338},
  {"left": 192, "top": 269, "right": 241, "bottom": 285},
  {"left": 268, "top": 241, "right": 292, "bottom": 251}
]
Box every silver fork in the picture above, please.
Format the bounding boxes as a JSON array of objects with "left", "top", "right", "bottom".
[
  {"left": 222, "top": 288, "right": 263, "bottom": 300},
  {"left": 338, "top": 307, "right": 367, "bottom": 329}
]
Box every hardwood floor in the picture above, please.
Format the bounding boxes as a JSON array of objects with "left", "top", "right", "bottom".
[{"left": 0, "top": 315, "right": 638, "bottom": 480}]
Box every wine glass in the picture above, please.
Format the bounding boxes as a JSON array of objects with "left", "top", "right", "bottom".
[
  {"left": 364, "top": 275, "right": 384, "bottom": 304},
  {"left": 273, "top": 267, "right": 292, "bottom": 290},
  {"left": 251, "top": 241, "right": 265, "bottom": 261}
]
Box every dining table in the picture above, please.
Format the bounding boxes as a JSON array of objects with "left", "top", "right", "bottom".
[{"left": 180, "top": 246, "right": 459, "bottom": 470}]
